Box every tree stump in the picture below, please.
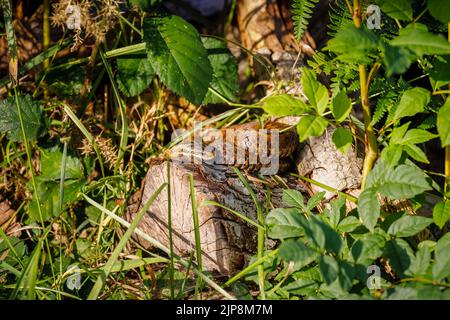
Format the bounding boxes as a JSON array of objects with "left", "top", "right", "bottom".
[{"left": 126, "top": 157, "right": 305, "bottom": 275}]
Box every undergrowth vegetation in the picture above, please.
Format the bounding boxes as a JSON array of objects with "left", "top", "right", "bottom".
[{"left": 0, "top": 0, "right": 450, "bottom": 300}]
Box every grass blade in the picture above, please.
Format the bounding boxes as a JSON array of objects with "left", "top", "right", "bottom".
[{"left": 87, "top": 183, "right": 167, "bottom": 300}]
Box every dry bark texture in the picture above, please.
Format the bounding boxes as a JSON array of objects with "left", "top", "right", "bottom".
[
  {"left": 297, "top": 126, "right": 363, "bottom": 200},
  {"left": 126, "top": 158, "right": 305, "bottom": 275}
]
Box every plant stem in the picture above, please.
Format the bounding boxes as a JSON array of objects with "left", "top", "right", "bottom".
[
  {"left": 445, "top": 23, "right": 450, "bottom": 197},
  {"left": 353, "top": 0, "right": 378, "bottom": 190}
]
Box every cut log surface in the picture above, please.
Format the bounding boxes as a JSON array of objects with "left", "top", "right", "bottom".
[{"left": 126, "top": 157, "right": 305, "bottom": 275}]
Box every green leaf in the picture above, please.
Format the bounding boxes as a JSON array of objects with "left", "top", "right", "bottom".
[
  {"left": 331, "top": 90, "right": 352, "bottom": 122},
  {"left": 358, "top": 188, "right": 380, "bottom": 232},
  {"left": 328, "top": 197, "right": 346, "bottom": 228},
  {"left": 116, "top": 56, "right": 154, "bottom": 97},
  {"left": 282, "top": 189, "right": 305, "bottom": 210},
  {"left": 201, "top": 37, "right": 239, "bottom": 104},
  {"left": 396, "top": 129, "right": 437, "bottom": 145},
  {"left": 332, "top": 127, "right": 353, "bottom": 155},
  {"left": 296, "top": 115, "right": 328, "bottom": 142},
  {"left": 337, "top": 216, "right": 361, "bottom": 233},
  {"left": 319, "top": 255, "right": 339, "bottom": 285},
  {"left": 437, "top": 97, "right": 450, "bottom": 147},
  {"left": 351, "top": 233, "right": 385, "bottom": 265},
  {"left": 384, "top": 238, "right": 414, "bottom": 277},
  {"left": 144, "top": 15, "right": 212, "bottom": 104},
  {"left": 377, "top": 164, "right": 431, "bottom": 199},
  {"left": 266, "top": 208, "right": 305, "bottom": 240},
  {"left": 433, "top": 201, "right": 450, "bottom": 229},
  {"left": 427, "top": 0, "right": 450, "bottom": 24},
  {"left": 387, "top": 215, "right": 432, "bottom": 237},
  {"left": 301, "top": 69, "right": 329, "bottom": 115},
  {"left": 325, "top": 25, "right": 380, "bottom": 63},
  {"left": 393, "top": 87, "right": 430, "bottom": 122},
  {"left": 382, "top": 45, "right": 415, "bottom": 76},
  {"left": 0, "top": 95, "right": 47, "bottom": 142},
  {"left": 403, "top": 144, "right": 429, "bottom": 164},
  {"left": 374, "top": 0, "right": 412, "bottom": 21},
  {"left": 306, "top": 191, "right": 326, "bottom": 212},
  {"left": 259, "top": 94, "right": 309, "bottom": 116},
  {"left": 279, "top": 239, "right": 318, "bottom": 270},
  {"left": 390, "top": 122, "right": 411, "bottom": 144},
  {"left": 432, "top": 233, "right": 450, "bottom": 280},
  {"left": 406, "top": 246, "right": 431, "bottom": 277},
  {"left": 29, "top": 146, "right": 86, "bottom": 221},
  {"left": 381, "top": 144, "right": 404, "bottom": 166},
  {"left": 430, "top": 55, "right": 450, "bottom": 88},
  {"left": 299, "top": 215, "right": 343, "bottom": 254},
  {"left": 390, "top": 26, "right": 450, "bottom": 56}
]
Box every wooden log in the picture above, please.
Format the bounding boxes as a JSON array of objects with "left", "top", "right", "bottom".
[{"left": 126, "top": 158, "right": 305, "bottom": 275}]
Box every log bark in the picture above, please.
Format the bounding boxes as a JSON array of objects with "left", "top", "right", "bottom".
[{"left": 126, "top": 158, "right": 305, "bottom": 275}]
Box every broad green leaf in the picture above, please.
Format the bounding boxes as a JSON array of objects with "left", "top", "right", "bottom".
[
  {"left": 432, "top": 233, "right": 450, "bottom": 280},
  {"left": 386, "top": 287, "right": 418, "bottom": 300},
  {"left": 387, "top": 215, "right": 432, "bottom": 237},
  {"left": 396, "top": 129, "right": 437, "bottom": 145},
  {"left": 301, "top": 69, "right": 329, "bottom": 115},
  {"left": 390, "top": 26, "right": 450, "bottom": 56},
  {"left": 116, "top": 56, "right": 154, "bottom": 97},
  {"left": 326, "top": 197, "right": 346, "bottom": 228},
  {"left": 406, "top": 246, "right": 430, "bottom": 277},
  {"left": 430, "top": 55, "right": 450, "bottom": 88},
  {"left": 337, "top": 216, "right": 361, "bottom": 233},
  {"left": 201, "top": 37, "right": 239, "bottom": 104},
  {"left": 365, "top": 160, "right": 390, "bottom": 189},
  {"left": 351, "top": 233, "right": 385, "bottom": 265},
  {"left": 384, "top": 238, "right": 414, "bottom": 277},
  {"left": 0, "top": 95, "right": 47, "bottom": 142},
  {"left": 325, "top": 25, "right": 380, "bottom": 63},
  {"left": 266, "top": 208, "right": 305, "bottom": 240},
  {"left": 319, "top": 255, "right": 339, "bottom": 285},
  {"left": 433, "top": 201, "right": 450, "bottom": 229},
  {"left": 144, "top": 15, "right": 212, "bottom": 104},
  {"left": 279, "top": 239, "right": 318, "bottom": 270},
  {"left": 296, "top": 115, "right": 328, "bottom": 142},
  {"left": 393, "top": 87, "right": 430, "bottom": 122},
  {"left": 259, "top": 94, "right": 309, "bottom": 116},
  {"left": 390, "top": 122, "right": 411, "bottom": 144},
  {"left": 357, "top": 188, "right": 380, "bottom": 232},
  {"left": 282, "top": 189, "right": 305, "bottom": 210},
  {"left": 403, "top": 144, "right": 429, "bottom": 163},
  {"left": 427, "top": 0, "right": 450, "bottom": 23},
  {"left": 377, "top": 164, "right": 431, "bottom": 199},
  {"left": 299, "top": 215, "right": 343, "bottom": 254},
  {"left": 380, "top": 144, "right": 404, "bottom": 166},
  {"left": 374, "top": 0, "right": 412, "bottom": 21},
  {"left": 306, "top": 191, "right": 326, "bottom": 212},
  {"left": 331, "top": 90, "right": 352, "bottom": 122},
  {"left": 437, "top": 97, "right": 450, "bottom": 146},
  {"left": 382, "top": 45, "right": 415, "bottom": 76},
  {"left": 29, "top": 146, "right": 86, "bottom": 221},
  {"left": 335, "top": 261, "right": 355, "bottom": 292},
  {"left": 332, "top": 127, "right": 353, "bottom": 155}
]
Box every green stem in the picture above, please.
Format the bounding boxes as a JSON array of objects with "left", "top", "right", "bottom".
[{"left": 353, "top": 0, "right": 378, "bottom": 190}]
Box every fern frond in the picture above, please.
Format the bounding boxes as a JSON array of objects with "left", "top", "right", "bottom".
[
  {"left": 372, "top": 91, "right": 397, "bottom": 126},
  {"left": 328, "top": 0, "right": 352, "bottom": 37},
  {"left": 417, "top": 115, "right": 436, "bottom": 130},
  {"left": 292, "top": 0, "right": 320, "bottom": 40}
]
